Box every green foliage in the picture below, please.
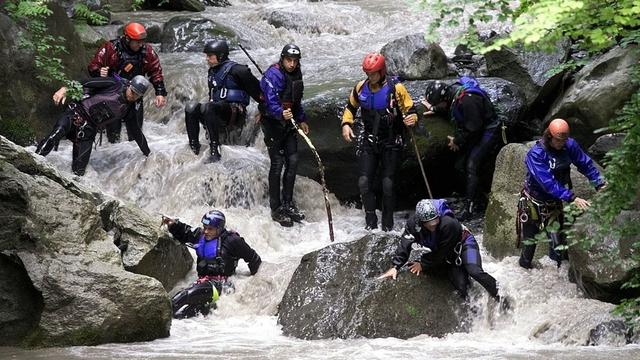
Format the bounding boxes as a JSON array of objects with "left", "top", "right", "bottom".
[
  {"left": 73, "top": 3, "right": 107, "bottom": 26},
  {"left": 415, "top": 0, "right": 640, "bottom": 54},
  {"left": 0, "top": 117, "right": 36, "bottom": 146},
  {"left": 4, "top": 0, "right": 82, "bottom": 101},
  {"left": 131, "top": 0, "right": 145, "bottom": 11}
]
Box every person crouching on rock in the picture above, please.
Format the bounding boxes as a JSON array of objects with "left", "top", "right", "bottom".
[
  {"left": 378, "top": 199, "right": 509, "bottom": 310},
  {"left": 162, "top": 210, "right": 261, "bottom": 319}
]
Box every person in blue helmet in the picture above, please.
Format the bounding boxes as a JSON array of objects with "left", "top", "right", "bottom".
[
  {"left": 162, "top": 210, "right": 262, "bottom": 318},
  {"left": 379, "top": 199, "right": 508, "bottom": 308},
  {"left": 517, "top": 118, "right": 605, "bottom": 269},
  {"left": 260, "top": 44, "right": 310, "bottom": 228}
]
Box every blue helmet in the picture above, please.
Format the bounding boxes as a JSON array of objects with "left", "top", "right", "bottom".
[{"left": 201, "top": 210, "right": 226, "bottom": 229}]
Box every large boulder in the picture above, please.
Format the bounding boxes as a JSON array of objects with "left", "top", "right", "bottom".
[
  {"left": 278, "top": 233, "right": 468, "bottom": 339},
  {"left": 0, "top": 136, "right": 192, "bottom": 346},
  {"left": 484, "top": 41, "right": 570, "bottom": 114},
  {"left": 0, "top": 3, "right": 86, "bottom": 145},
  {"left": 483, "top": 141, "right": 600, "bottom": 260},
  {"left": 545, "top": 45, "right": 640, "bottom": 146},
  {"left": 381, "top": 34, "right": 449, "bottom": 80},
  {"left": 145, "top": 0, "right": 205, "bottom": 12},
  {"left": 99, "top": 200, "right": 193, "bottom": 290},
  {"left": 160, "top": 16, "right": 237, "bottom": 53},
  {"left": 569, "top": 206, "right": 640, "bottom": 303}
]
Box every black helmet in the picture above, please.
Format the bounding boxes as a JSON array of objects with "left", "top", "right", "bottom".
[
  {"left": 201, "top": 210, "right": 226, "bottom": 229},
  {"left": 203, "top": 39, "right": 229, "bottom": 61},
  {"left": 280, "top": 44, "right": 301, "bottom": 59},
  {"left": 424, "top": 81, "right": 450, "bottom": 105},
  {"left": 129, "top": 75, "right": 150, "bottom": 96}
]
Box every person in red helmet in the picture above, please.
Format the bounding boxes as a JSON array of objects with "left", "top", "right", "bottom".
[
  {"left": 517, "top": 118, "right": 606, "bottom": 269},
  {"left": 341, "top": 52, "right": 418, "bottom": 231},
  {"left": 88, "top": 22, "right": 167, "bottom": 152}
]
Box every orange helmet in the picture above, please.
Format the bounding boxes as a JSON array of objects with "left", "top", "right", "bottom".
[
  {"left": 124, "top": 22, "right": 147, "bottom": 41},
  {"left": 362, "top": 53, "right": 386, "bottom": 75},
  {"left": 548, "top": 118, "right": 570, "bottom": 139}
]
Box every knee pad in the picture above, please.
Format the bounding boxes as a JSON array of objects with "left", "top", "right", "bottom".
[
  {"left": 185, "top": 102, "right": 202, "bottom": 115},
  {"left": 381, "top": 177, "right": 394, "bottom": 195},
  {"left": 358, "top": 176, "right": 369, "bottom": 192}
]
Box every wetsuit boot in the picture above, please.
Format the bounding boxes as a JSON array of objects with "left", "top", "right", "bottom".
[
  {"left": 271, "top": 206, "right": 293, "bottom": 227},
  {"left": 282, "top": 202, "right": 305, "bottom": 222},
  {"left": 365, "top": 211, "right": 378, "bottom": 230},
  {"left": 207, "top": 142, "right": 221, "bottom": 163}
]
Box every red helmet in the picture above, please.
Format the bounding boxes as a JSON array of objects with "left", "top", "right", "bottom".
[
  {"left": 124, "top": 22, "right": 147, "bottom": 41},
  {"left": 362, "top": 53, "right": 386, "bottom": 75},
  {"left": 548, "top": 118, "right": 570, "bottom": 139}
]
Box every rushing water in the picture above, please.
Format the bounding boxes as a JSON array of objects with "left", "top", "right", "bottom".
[{"left": 4, "top": 0, "right": 640, "bottom": 358}]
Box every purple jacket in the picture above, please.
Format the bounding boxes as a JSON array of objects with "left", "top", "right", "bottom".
[{"left": 259, "top": 63, "right": 306, "bottom": 123}]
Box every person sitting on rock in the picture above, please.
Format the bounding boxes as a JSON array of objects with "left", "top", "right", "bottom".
[
  {"left": 379, "top": 198, "right": 508, "bottom": 309},
  {"left": 517, "top": 118, "right": 605, "bottom": 269},
  {"left": 35, "top": 76, "right": 151, "bottom": 176},
  {"left": 185, "top": 39, "right": 263, "bottom": 163},
  {"left": 162, "top": 210, "right": 261, "bottom": 319}
]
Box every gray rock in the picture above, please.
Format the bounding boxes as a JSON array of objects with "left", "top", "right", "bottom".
[
  {"left": 278, "top": 233, "right": 468, "bottom": 339},
  {"left": 99, "top": 200, "right": 193, "bottom": 290},
  {"left": 0, "top": 4, "right": 87, "bottom": 144},
  {"left": 0, "top": 136, "right": 190, "bottom": 346},
  {"left": 569, "top": 208, "right": 640, "bottom": 303},
  {"left": 545, "top": 45, "right": 640, "bottom": 145},
  {"left": 381, "top": 34, "right": 449, "bottom": 80},
  {"left": 160, "top": 16, "right": 237, "bottom": 53},
  {"left": 588, "top": 320, "right": 633, "bottom": 346},
  {"left": 485, "top": 41, "right": 570, "bottom": 112},
  {"left": 0, "top": 254, "right": 43, "bottom": 346},
  {"left": 146, "top": 0, "right": 205, "bottom": 12},
  {"left": 588, "top": 133, "right": 625, "bottom": 162}
]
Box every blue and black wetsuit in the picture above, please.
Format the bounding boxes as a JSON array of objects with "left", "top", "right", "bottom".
[
  {"left": 393, "top": 213, "right": 499, "bottom": 299},
  {"left": 518, "top": 138, "right": 604, "bottom": 268}
]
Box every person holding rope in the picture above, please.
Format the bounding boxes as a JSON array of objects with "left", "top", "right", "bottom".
[
  {"left": 162, "top": 210, "right": 262, "bottom": 318},
  {"left": 379, "top": 199, "right": 508, "bottom": 309},
  {"left": 35, "top": 76, "right": 151, "bottom": 176},
  {"left": 517, "top": 118, "right": 605, "bottom": 269},
  {"left": 341, "top": 52, "right": 417, "bottom": 231},
  {"left": 185, "top": 39, "right": 263, "bottom": 162},
  {"left": 260, "top": 44, "right": 309, "bottom": 227}
]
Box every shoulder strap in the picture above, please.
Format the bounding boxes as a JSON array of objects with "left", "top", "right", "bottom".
[{"left": 219, "top": 61, "right": 237, "bottom": 82}]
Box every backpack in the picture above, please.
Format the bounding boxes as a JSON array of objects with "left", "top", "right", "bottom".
[{"left": 453, "top": 76, "right": 507, "bottom": 144}]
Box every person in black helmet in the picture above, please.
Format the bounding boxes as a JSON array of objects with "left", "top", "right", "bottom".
[
  {"left": 161, "top": 210, "right": 261, "bottom": 318},
  {"left": 421, "top": 77, "right": 501, "bottom": 220},
  {"left": 259, "top": 44, "right": 310, "bottom": 227},
  {"left": 185, "top": 39, "right": 264, "bottom": 162},
  {"left": 34, "top": 76, "right": 151, "bottom": 176}
]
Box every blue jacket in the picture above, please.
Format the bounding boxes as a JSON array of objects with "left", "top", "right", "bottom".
[
  {"left": 524, "top": 138, "right": 604, "bottom": 202},
  {"left": 260, "top": 63, "right": 306, "bottom": 123}
]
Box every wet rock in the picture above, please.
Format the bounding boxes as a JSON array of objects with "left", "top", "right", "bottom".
[
  {"left": 569, "top": 208, "right": 640, "bottom": 303},
  {"left": 263, "top": 9, "right": 349, "bottom": 35},
  {"left": 485, "top": 40, "right": 570, "bottom": 115},
  {"left": 202, "top": 0, "right": 231, "bottom": 6},
  {"left": 0, "top": 3, "right": 86, "bottom": 144},
  {"left": 0, "top": 136, "right": 188, "bottom": 346},
  {"left": 381, "top": 34, "right": 449, "bottom": 80},
  {"left": 545, "top": 45, "right": 640, "bottom": 146},
  {"left": 278, "top": 233, "right": 468, "bottom": 339},
  {"left": 99, "top": 200, "right": 193, "bottom": 290},
  {"left": 0, "top": 254, "right": 43, "bottom": 346},
  {"left": 588, "top": 320, "right": 633, "bottom": 346},
  {"left": 160, "top": 16, "right": 237, "bottom": 53},
  {"left": 145, "top": 0, "right": 205, "bottom": 12},
  {"left": 588, "top": 133, "right": 625, "bottom": 163}
]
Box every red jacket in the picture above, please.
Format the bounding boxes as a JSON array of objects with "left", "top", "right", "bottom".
[{"left": 88, "top": 37, "right": 167, "bottom": 96}]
